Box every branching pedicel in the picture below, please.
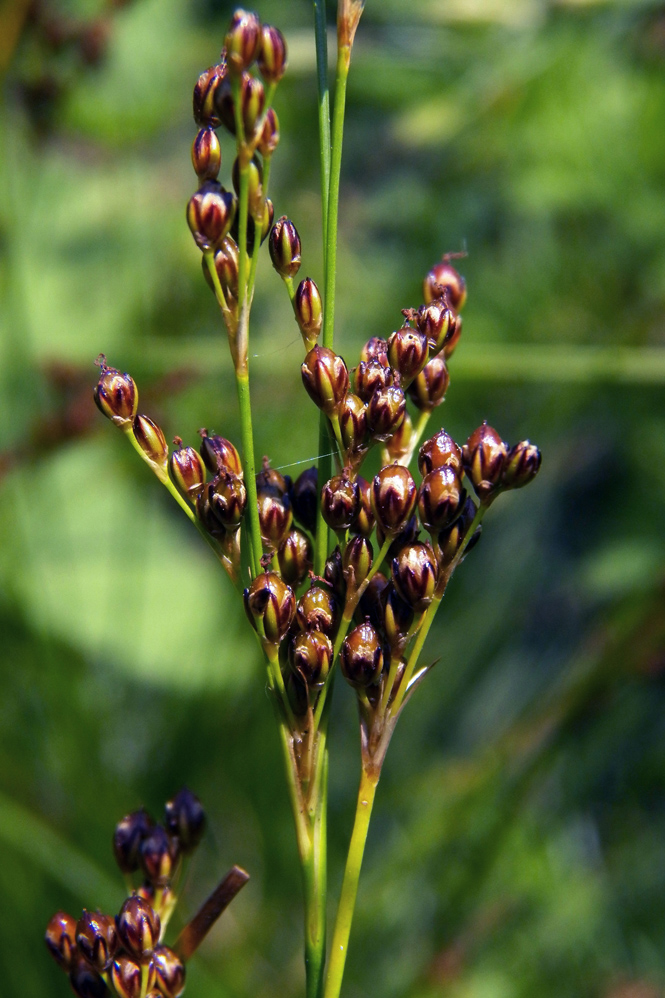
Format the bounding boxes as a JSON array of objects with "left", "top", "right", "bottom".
[{"left": 47, "top": 6, "right": 541, "bottom": 998}]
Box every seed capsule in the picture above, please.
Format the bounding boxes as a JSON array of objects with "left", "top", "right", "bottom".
[
  {"left": 202, "top": 236, "right": 239, "bottom": 301},
  {"left": 170, "top": 442, "right": 206, "bottom": 499},
  {"left": 76, "top": 912, "right": 117, "bottom": 973},
  {"left": 295, "top": 277, "right": 323, "bottom": 346},
  {"left": 285, "top": 671, "right": 309, "bottom": 716},
  {"left": 359, "top": 337, "right": 389, "bottom": 365},
  {"left": 111, "top": 954, "right": 156, "bottom": 998},
  {"left": 231, "top": 154, "right": 263, "bottom": 220},
  {"left": 296, "top": 585, "right": 337, "bottom": 636},
  {"left": 339, "top": 393, "right": 368, "bottom": 455},
  {"left": 323, "top": 548, "right": 346, "bottom": 602},
  {"left": 258, "top": 488, "right": 292, "bottom": 548},
  {"left": 133, "top": 415, "right": 168, "bottom": 467},
  {"left": 350, "top": 475, "right": 375, "bottom": 538},
  {"left": 153, "top": 946, "right": 186, "bottom": 998},
  {"left": 258, "top": 23, "right": 288, "bottom": 83},
  {"left": 353, "top": 358, "right": 393, "bottom": 402},
  {"left": 385, "top": 410, "right": 413, "bottom": 462},
  {"left": 357, "top": 572, "right": 389, "bottom": 632},
  {"left": 113, "top": 808, "right": 154, "bottom": 874},
  {"left": 462, "top": 422, "right": 508, "bottom": 501},
  {"left": 502, "top": 440, "right": 542, "bottom": 490},
  {"left": 321, "top": 475, "right": 359, "bottom": 531},
  {"left": 371, "top": 464, "right": 417, "bottom": 535},
  {"left": 418, "top": 467, "right": 464, "bottom": 532},
  {"left": 93, "top": 360, "right": 137, "bottom": 427},
  {"left": 367, "top": 385, "right": 406, "bottom": 442},
  {"left": 290, "top": 630, "right": 333, "bottom": 687},
  {"left": 244, "top": 572, "right": 295, "bottom": 643},
  {"left": 69, "top": 957, "right": 107, "bottom": 998},
  {"left": 225, "top": 8, "right": 262, "bottom": 73},
  {"left": 387, "top": 325, "right": 428, "bottom": 382},
  {"left": 278, "top": 528, "right": 313, "bottom": 586},
  {"left": 117, "top": 896, "right": 161, "bottom": 961},
  {"left": 443, "top": 314, "right": 462, "bottom": 360},
  {"left": 301, "top": 346, "right": 349, "bottom": 416},
  {"left": 415, "top": 298, "right": 456, "bottom": 354},
  {"left": 199, "top": 430, "right": 243, "bottom": 476},
  {"left": 382, "top": 584, "right": 414, "bottom": 650},
  {"left": 418, "top": 429, "right": 463, "bottom": 477},
  {"left": 45, "top": 911, "right": 78, "bottom": 971},
  {"left": 257, "top": 106, "right": 280, "bottom": 156},
  {"left": 164, "top": 787, "right": 205, "bottom": 853},
  {"left": 423, "top": 258, "right": 467, "bottom": 311},
  {"left": 437, "top": 496, "right": 479, "bottom": 564},
  {"left": 208, "top": 472, "right": 247, "bottom": 531},
  {"left": 191, "top": 126, "right": 221, "bottom": 181},
  {"left": 391, "top": 542, "right": 438, "bottom": 612},
  {"left": 140, "top": 825, "right": 179, "bottom": 886},
  {"left": 186, "top": 181, "right": 236, "bottom": 251},
  {"left": 256, "top": 460, "right": 289, "bottom": 496},
  {"left": 343, "top": 535, "right": 373, "bottom": 586},
  {"left": 193, "top": 63, "right": 226, "bottom": 127},
  {"left": 269, "top": 216, "right": 301, "bottom": 278},
  {"left": 408, "top": 355, "right": 450, "bottom": 411},
  {"left": 340, "top": 622, "right": 383, "bottom": 688},
  {"left": 215, "top": 71, "right": 266, "bottom": 136},
  {"left": 290, "top": 466, "right": 318, "bottom": 533}
]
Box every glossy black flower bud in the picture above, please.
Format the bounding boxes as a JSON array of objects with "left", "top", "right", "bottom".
[
  {"left": 423, "top": 258, "right": 467, "bottom": 311},
  {"left": 208, "top": 472, "right": 247, "bottom": 531},
  {"left": 321, "top": 475, "right": 359, "bottom": 531},
  {"left": 343, "top": 535, "right": 373, "bottom": 586},
  {"left": 371, "top": 464, "right": 417, "bottom": 535},
  {"left": 244, "top": 572, "right": 296, "bottom": 643},
  {"left": 69, "top": 957, "right": 107, "bottom": 998},
  {"left": 170, "top": 441, "right": 206, "bottom": 499},
  {"left": 437, "top": 496, "right": 479, "bottom": 564},
  {"left": 93, "top": 359, "right": 138, "bottom": 427},
  {"left": 153, "top": 946, "right": 186, "bottom": 998},
  {"left": 408, "top": 355, "right": 450, "bottom": 411},
  {"left": 186, "top": 181, "right": 236, "bottom": 251},
  {"left": 117, "top": 897, "right": 161, "bottom": 961},
  {"left": 139, "top": 825, "right": 179, "bottom": 886},
  {"left": 191, "top": 127, "right": 221, "bottom": 181},
  {"left": 295, "top": 277, "right": 322, "bottom": 346},
  {"left": 367, "top": 385, "right": 406, "bottom": 441},
  {"left": 418, "top": 429, "right": 463, "bottom": 477},
  {"left": 164, "top": 787, "right": 205, "bottom": 853},
  {"left": 290, "top": 466, "right": 318, "bottom": 533},
  {"left": 76, "top": 912, "right": 117, "bottom": 973},
  {"left": 269, "top": 216, "right": 301, "bottom": 278},
  {"left": 113, "top": 809, "right": 154, "bottom": 874},
  {"left": 418, "top": 467, "right": 464, "bottom": 532},
  {"left": 340, "top": 622, "right": 383, "bottom": 688},
  {"left": 384, "top": 410, "right": 412, "bottom": 463},
  {"left": 502, "top": 440, "right": 542, "bottom": 490},
  {"left": 357, "top": 572, "right": 389, "bottom": 632},
  {"left": 359, "top": 336, "right": 389, "bottom": 365},
  {"left": 225, "top": 9, "right": 262, "bottom": 73},
  {"left": 296, "top": 585, "right": 337, "bottom": 636},
  {"left": 278, "top": 528, "right": 313, "bottom": 586},
  {"left": 45, "top": 911, "right": 78, "bottom": 971},
  {"left": 415, "top": 298, "right": 457, "bottom": 354},
  {"left": 258, "top": 488, "right": 292, "bottom": 548},
  {"left": 381, "top": 584, "right": 414, "bottom": 651},
  {"left": 350, "top": 475, "right": 375, "bottom": 537},
  {"left": 133, "top": 415, "right": 168, "bottom": 467},
  {"left": 193, "top": 63, "right": 226, "bottom": 127},
  {"left": 353, "top": 359, "right": 393, "bottom": 402},
  {"left": 199, "top": 430, "right": 243, "bottom": 477},
  {"left": 339, "top": 393, "right": 368, "bottom": 455},
  {"left": 290, "top": 630, "right": 333, "bottom": 687},
  {"left": 257, "top": 106, "right": 280, "bottom": 156},
  {"left": 387, "top": 325, "right": 428, "bottom": 382},
  {"left": 324, "top": 547, "right": 346, "bottom": 602},
  {"left": 391, "top": 542, "right": 438, "bottom": 612},
  {"left": 256, "top": 459, "right": 289, "bottom": 496},
  {"left": 111, "top": 954, "right": 156, "bottom": 998},
  {"left": 301, "top": 346, "right": 349, "bottom": 417},
  {"left": 462, "top": 423, "right": 508, "bottom": 501},
  {"left": 258, "top": 23, "right": 288, "bottom": 82}
]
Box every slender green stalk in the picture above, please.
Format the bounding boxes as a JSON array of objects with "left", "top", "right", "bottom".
[
  {"left": 312, "top": 0, "right": 331, "bottom": 252},
  {"left": 303, "top": 746, "right": 328, "bottom": 998},
  {"left": 322, "top": 48, "right": 349, "bottom": 349},
  {"left": 314, "top": 417, "right": 332, "bottom": 577},
  {"left": 235, "top": 370, "right": 263, "bottom": 576}
]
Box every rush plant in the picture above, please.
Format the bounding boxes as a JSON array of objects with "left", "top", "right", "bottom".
[{"left": 46, "top": 5, "right": 541, "bottom": 998}]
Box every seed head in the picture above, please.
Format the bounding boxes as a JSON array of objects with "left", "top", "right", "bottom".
[
  {"left": 301, "top": 346, "right": 349, "bottom": 417},
  {"left": 93, "top": 359, "right": 137, "bottom": 428},
  {"left": 296, "top": 584, "right": 338, "bottom": 636},
  {"left": 340, "top": 622, "right": 383, "bottom": 688},
  {"left": 321, "top": 474, "right": 359, "bottom": 531},
  {"left": 339, "top": 393, "right": 368, "bottom": 455},
  {"left": 139, "top": 825, "right": 179, "bottom": 886},
  {"left": 290, "top": 630, "right": 333, "bottom": 687},
  {"left": 117, "top": 896, "right": 161, "bottom": 961},
  {"left": 170, "top": 442, "right": 206, "bottom": 499},
  {"left": 257, "top": 106, "right": 280, "bottom": 156},
  {"left": 193, "top": 63, "right": 226, "bottom": 127},
  {"left": 113, "top": 808, "right": 154, "bottom": 874},
  {"left": 418, "top": 467, "right": 465, "bottom": 533},
  {"left": 462, "top": 422, "right": 508, "bottom": 501},
  {"left": 269, "top": 216, "right": 302, "bottom": 278},
  {"left": 75, "top": 911, "right": 117, "bottom": 974},
  {"left": 191, "top": 126, "right": 221, "bottom": 181},
  {"left": 258, "top": 23, "right": 288, "bottom": 83},
  {"left": 202, "top": 237, "right": 239, "bottom": 302},
  {"left": 418, "top": 429, "right": 463, "bottom": 477},
  {"left": 164, "top": 787, "right": 206, "bottom": 853},
  {"left": 350, "top": 475, "right": 375, "bottom": 538},
  {"left": 111, "top": 953, "right": 156, "bottom": 998},
  {"left": 133, "top": 415, "right": 168, "bottom": 468},
  {"left": 257, "top": 487, "right": 293, "bottom": 548},
  {"left": 407, "top": 355, "right": 450, "bottom": 411},
  {"left": 366, "top": 385, "right": 406, "bottom": 442},
  {"left": 415, "top": 298, "right": 457, "bottom": 354},
  {"left": 69, "top": 957, "right": 107, "bottom": 998},
  {"left": 423, "top": 257, "right": 467, "bottom": 310},
  {"left": 387, "top": 325, "right": 428, "bottom": 382},
  {"left": 371, "top": 464, "right": 417, "bottom": 535},
  {"left": 208, "top": 472, "right": 247, "bottom": 531},
  {"left": 278, "top": 528, "right": 313, "bottom": 586},
  {"left": 244, "top": 572, "right": 296, "bottom": 643},
  {"left": 359, "top": 336, "right": 389, "bottom": 365},
  {"left": 215, "top": 72, "right": 266, "bottom": 136},
  {"left": 353, "top": 358, "right": 393, "bottom": 402},
  {"left": 186, "top": 181, "right": 236, "bottom": 251},
  {"left": 381, "top": 584, "right": 415, "bottom": 651},
  {"left": 199, "top": 430, "right": 243, "bottom": 477},
  {"left": 502, "top": 440, "right": 542, "bottom": 490},
  {"left": 153, "top": 945, "right": 186, "bottom": 998},
  {"left": 45, "top": 911, "right": 78, "bottom": 971},
  {"left": 391, "top": 542, "right": 438, "bottom": 612},
  {"left": 384, "top": 410, "right": 413, "bottom": 463},
  {"left": 224, "top": 9, "right": 262, "bottom": 74},
  {"left": 343, "top": 535, "right": 373, "bottom": 586},
  {"left": 437, "top": 496, "right": 480, "bottom": 564},
  {"left": 295, "top": 277, "right": 323, "bottom": 347}
]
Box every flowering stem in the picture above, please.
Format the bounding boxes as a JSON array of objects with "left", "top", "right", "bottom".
[
  {"left": 235, "top": 368, "right": 263, "bottom": 577},
  {"left": 312, "top": 0, "right": 331, "bottom": 253},
  {"left": 322, "top": 47, "right": 349, "bottom": 350}
]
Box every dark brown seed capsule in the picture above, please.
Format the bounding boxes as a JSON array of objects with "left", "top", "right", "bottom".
[
  {"left": 357, "top": 572, "right": 389, "bottom": 632},
  {"left": 113, "top": 809, "right": 154, "bottom": 874},
  {"left": 391, "top": 542, "right": 438, "bottom": 612},
  {"left": 353, "top": 359, "right": 393, "bottom": 402},
  {"left": 462, "top": 423, "right": 508, "bottom": 501},
  {"left": 135, "top": 883, "right": 175, "bottom": 914},
  {"left": 45, "top": 911, "right": 78, "bottom": 971},
  {"left": 415, "top": 298, "right": 456, "bottom": 354},
  {"left": 423, "top": 258, "right": 467, "bottom": 311},
  {"left": 257, "top": 106, "right": 280, "bottom": 156},
  {"left": 437, "top": 496, "right": 479, "bottom": 564},
  {"left": 407, "top": 355, "right": 450, "bottom": 411},
  {"left": 186, "top": 181, "right": 236, "bottom": 251},
  {"left": 278, "top": 528, "right": 313, "bottom": 586},
  {"left": 290, "top": 630, "right": 333, "bottom": 687},
  {"left": 371, "top": 464, "right": 417, "bottom": 535},
  {"left": 214, "top": 72, "right": 265, "bottom": 136},
  {"left": 418, "top": 467, "right": 464, "bottom": 532},
  {"left": 502, "top": 440, "right": 542, "bottom": 489},
  {"left": 199, "top": 430, "right": 243, "bottom": 476},
  {"left": 324, "top": 547, "right": 346, "bottom": 602},
  {"left": 117, "top": 896, "right": 161, "bottom": 961},
  {"left": 301, "top": 346, "right": 349, "bottom": 416},
  {"left": 340, "top": 622, "right": 383, "bottom": 688},
  {"left": 133, "top": 415, "right": 168, "bottom": 467},
  {"left": 258, "top": 488, "right": 292, "bottom": 547},
  {"left": 285, "top": 671, "right": 309, "bottom": 716},
  {"left": 256, "top": 460, "right": 289, "bottom": 496},
  {"left": 387, "top": 325, "right": 428, "bottom": 381},
  {"left": 418, "top": 429, "right": 463, "bottom": 477},
  {"left": 170, "top": 442, "right": 206, "bottom": 499},
  {"left": 164, "top": 788, "right": 205, "bottom": 853},
  {"left": 385, "top": 411, "right": 412, "bottom": 462},
  {"left": 193, "top": 63, "right": 226, "bottom": 127},
  {"left": 442, "top": 314, "right": 462, "bottom": 360},
  {"left": 296, "top": 585, "right": 337, "bottom": 636},
  {"left": 69, "top": 957, "right": 107, "bottom": 998},
  {"left": 93, "top": 360, "right": 137, "bottom": 427},
  {"left": 202, "top": 236, "right": 239, "bottom": 301},
  {"left": 295, "top": 277, "right": 322, "bottom": 344},
  {"left": 339, "top": 393, "right": 368, "bottom": 455},
  {"left": 269, "top": 216, "right": 301, "bottom": 278},
  {"left": 244, "top": 572, "right": 296, "bottom": 643},
  {"left": 290, "top": 466, "right": 318, "bottom": 533},
  {"left": 359, "top": 337, "right": 389, "bottom": 365},
  {"left": 382, "top": 584, "right": 414, "bottom": 650},
  {"left": 111, "top": 954, "right": 156, "bottom": 998},
  {"left": 76, "top": 912, "right": 117, "bottom": 974},
  {"left": 321, "top": 475, "right": 359, "bottom": 531},
  {"left": 258, "top": 23, "right": 288, "bottom": 82},
  {"left": 343, "top": 535, "right": 373, "bottom": 585},
  {"left": 153, "top": 946, "right": 186, "bottom": 998},
  {"left": 225, "top": 8, "right": 262, "bottom": 73},
  {"left": 350, "top": 475, "right": 375, "bottom": 538},
  {"left": 191, "top": 127, "right": 221, "bottom": 181},
  {"left": 206, "top": 473, "right": 247, "bottom": 531},
  {"left": 366, "top": 385, "right": 406, "bottom": 442},
  {"left": 140, "top": 825, "right": 179, "bottom": 886}
]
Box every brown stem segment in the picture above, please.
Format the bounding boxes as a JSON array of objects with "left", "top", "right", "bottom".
[{"left": 173, "top": 865, "right": 250, "bottom": 961}]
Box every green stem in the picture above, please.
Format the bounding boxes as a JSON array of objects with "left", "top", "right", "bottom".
[
  {"left": 314, "top": 416, "right": 333, "bottom": 577},
  {"left": 322, "top": 47, "right": 349, "bottom": 349},
  {"left": 248, "top": 154, "right": 272, "bottom": 298},
  {"left": 404, "top": 409, "right": 432, "bottom": 468},
  {"left": 323, "top": 766, "right": 378, "bottom": 998},
  {"left": 235, "top": 370, "right": 263, "bottom": 576},
  {"left": 303, "top": 745, "right": 328, "bottom": 998},
  {"left": 312, "top": 0, "right": 331, "bottom": 253}
]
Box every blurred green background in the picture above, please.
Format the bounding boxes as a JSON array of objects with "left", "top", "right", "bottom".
[{"left": 2, "top": 0, "right": 665, "bottom": 996}]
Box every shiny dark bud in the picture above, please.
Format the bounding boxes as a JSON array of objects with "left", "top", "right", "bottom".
[
  {"left": 359, "top": 337, "right": 389, "bottom": 365},
  {"left": 387, "top": 325, "right": 428, "bottom": 382},
  {"left": 164, "top": 787, "right": 206, "bottom": 853},
  {"left": 117, "top": 896, "right": 161, "bottom": 960},
  {"left": 437, "top": 496, "right": 478, "bottom": 563},
  {"left": 290, "top": 466, "right": 318, "bottom": 533},
  {"left": 350, "top": 475, "right": 375, "bottom": 538},
  {"left": 339, "top": 393, "right": 368, "bottom": 455},
  {"left": 199, "top": 429, "right": 243, "bottom": 476},
  {"left": 371, "top": 464, "right": 417, "bottom": 535},
  {"left": 367, "top": 385, "right": 406, "bottom": 442},
  {"left": 385, "top": 411, "right": 413, "bottom": 462},
  {"left": 170, "top": 442, "right": 206, "bottom": 499},
  {"left": 442, "top": 313, "right": 462, "bottom": 360},
  {"left": 111, "top": 954, "right": 156, "bottom": 998},
  {"left": 193, "top": 63, "right": 226, "bottom": 127},
  {"left": 353, "top": 358, "right": 393, "bottom": 403},
  {"left": 296, "top": 585, "right": 337, "bottom": 636},
  {"left": 324, "top": 547, "right": 346, "bottom": 603},
  {"left": 191, "top": 126, "right": 221, "bottom": 181},
  {"left": 256, "top": 460, "right": 289, "bottom": 496},
  {"left": 94, "top": 360, "right": 137, "bottom": 427},
  {"left": 415, "top": 298, "right": 456, "bottom": 354},
  {"left": 343, "top": 535, "right": 373, "bottom": 586},
  {"left": 295, "top": 277, "right": 322, "bottom": 346},
  {"left": 462, "top": 423, "right": 508, "bottom": 501},
  {"left": 232, "top": 154, "right": 263, "bottom": 219},
  {"left": 153, "top": 946, "right": 186, "bottom": 998},
  {"left": 244, "top": 572, "right": 296, "bottom": 643},
  {"left": 257, "top": 106, "right": 280, "bottom": 156},
  {"left": 133, "top": 415, "right": 168, "bottom": 467},
  {"left": 321, "top": 474, "right": 359, "bottom": 531},
  {"left": 45, "top": 911, "right": 78, "bottom": 971},
  {"left": 139, "top": 825, "right": 179, "bottom": 886},
  {"left": 418, "top": 467, "right": 465, "bottom": 532},
  {"left": 290, "top": 630, "right": 332, "bottom": 687},
  {"left": 382, "top": 584, "right": 414, "bottom": 650},
  {"left": 208, "top": 472, "right": 247, "bottom": 531},
  {"left": 225, "top": 8, "right": 262, "bottom": 73},
  {"left": 340, "top": 622, "right": 383, "bottom": 688},
  {"left": 186, "top": 181, "right": 236, "bottom": 251},
  {"left": 69, "top": 957, "right": 107, "bottom": 998},
  {"left": 357, "top": 572, "right": 388, "bottom": 632},
  {"left": 301, "top": 346, "right": 349, "bottom": 416},
  {"left": 202, "top": 236, "right": 239, "bottom": 302},
  {"left": 407, "top": 355, "right": 450, "bottom": 411},
  {"left": 502, "top": 440, "right": 542, "bottom": 489},
  {"left": 135, "top": 883, "right": 176, "bottom": 917},
  {"left": 269, "top": 216, "right": 301, "bottom": 278},
  {"left": 418, "top": 429, "right": 463, "bottom": 477},
  {"left": 391, "top": 542, "right": 438, "bottom": 612},
  {"left": 113, "top": 809, "right": 154, "bottom": 874},
  {"left": 423, "top": 257, "right": 467, "bottom": 311},
  {"left": 214, "top": 72, "right": 265, "bottom": 136},
  {"left": 258, "top": 488, "right": 292, "bottom": 548},
  {"left": 278, "top": 528, "right": 313, "bottom": 586},
  {"left": 76, "top": 912, "right": 117, "bottom": 973},
  {"left": 258, "top": 23, "right": 288, "bottom": 83},
  {"left": 285, "top": 671, "right": 309, "bottom": 716}
]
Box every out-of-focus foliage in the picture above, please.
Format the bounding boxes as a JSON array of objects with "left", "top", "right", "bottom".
[{"left": 1, "top": 0, "right": 664, "bottom": 996}]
